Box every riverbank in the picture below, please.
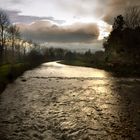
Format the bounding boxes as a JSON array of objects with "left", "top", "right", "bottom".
[
  {"left": 1, "top": 58, "right": 139, "bottom": 94},
  {"left": 0, "top": 63, "right": 25, "bottom": 93},
  {"left": 0, "top": 62, "right": 43, "bottom": 94},
  {"left": 60, "top": 60, "right": 140, "bottom": 77}
]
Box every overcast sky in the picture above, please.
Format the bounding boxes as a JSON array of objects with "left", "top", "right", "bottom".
[{"left": 0, "top": 0, "right": 139, "bottom": 50}]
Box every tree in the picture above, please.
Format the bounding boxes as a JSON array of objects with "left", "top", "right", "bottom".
[
  {"left": 0, "top": 10, "right": 10, "bottom": 57},
  {"left": 65, "top": 51, "right": 76, "bottom": 61},
  {"left": 8, "top": 25, "right": 20, "bottom": 56},
  {"left": 104, "top": 7, "right": 140, "bottom": 65},
  {"left": 113, "top": 15, "right": 125, "bottom": 31},
  {"left": 124, "top": 6, "right": 140, "bottom": 29}
]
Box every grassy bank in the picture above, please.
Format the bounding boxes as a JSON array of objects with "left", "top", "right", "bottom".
[
  {"left": 60, "top": 60, "right": 140, "bottom": 77},
  {"left": 0, "top": 61, "right": 44, "bottom": 94},
  {"left": 0, "top": 63, "right": 28, "bottom": 93}
]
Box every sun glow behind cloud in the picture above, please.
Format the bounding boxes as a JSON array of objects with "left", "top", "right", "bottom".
[
  {"left": 97, "top": 20, "right": 112, "bottom": 40},
  {"left": 1, "top": 0, "right": 114, "bottom": 44},
  {"left": 61, "top": 17, "right": 112, "bottom": 41}
]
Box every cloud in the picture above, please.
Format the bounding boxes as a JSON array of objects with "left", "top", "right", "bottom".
[
  {"left": 10, "top": 0, "right": 23, "bottom": 4},
  {"left": 5, "top": 10, "right": 65, "bottom": 24},
  {"left": 0, "top": 0, "right": 112, "bottom": 23},
  {"left": 103, "top": 0, "right": 140, "bottom": 24},
  {"left": 1, "top": 0, "right": 139, "bottom": 25},
  {"left": 1, "top": 0, "right": 139, "bottom": 44},
  {"left": 17, "top": 20, "right": 99, "bottom": 43}
]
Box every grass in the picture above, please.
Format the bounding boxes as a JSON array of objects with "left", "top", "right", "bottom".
[
  {"left": 0, "top": 63, "right": 28, "bottom": 93},
  {"left": 60, "top": 59, "right": 105, "bottom": 69},
  {"left": 0, "top": 59, "right": 48, "bottom": 94},
  {"left": 0, "top": 63, "right": 26, "bottom": 79},
  {"left": 61, "top": 60, "right": 87, "bottom": 67}
]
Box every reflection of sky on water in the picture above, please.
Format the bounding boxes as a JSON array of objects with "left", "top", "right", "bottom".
[{"left": 25, "top": 61, "right": 111, "bottom": 79}]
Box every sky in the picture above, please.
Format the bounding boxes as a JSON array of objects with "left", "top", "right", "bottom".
[{"left": 0, "top": 0, "right": 139, "bottom": 51}]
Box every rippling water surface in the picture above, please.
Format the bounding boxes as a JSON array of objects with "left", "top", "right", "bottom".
[{"left": 0, "top": 61, "right": 140, "bottom": 140}]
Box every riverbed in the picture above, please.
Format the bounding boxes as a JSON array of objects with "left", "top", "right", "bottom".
[{"left": 0, "top": 61, "right": 140, "bottom": 140}]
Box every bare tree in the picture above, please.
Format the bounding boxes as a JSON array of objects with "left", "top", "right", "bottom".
[
  {"left": 124, "top": 6, "right": 140, "bottom": 29},
  {"left": 8, "top": 25, "right": 20, "bottom": 56},
  {"left": 0, "top": 10, "right": 10, "bottom": 61}
]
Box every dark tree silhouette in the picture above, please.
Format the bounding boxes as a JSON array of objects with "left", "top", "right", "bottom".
[
  {"left": 104, "top": 7, "right": 140, "bottom": 66},
  {"left": 65, "top": 51, "right": 76, "bottom": 61},
  {"left": 113, "top": 15, "right": 125, "bottom": 31}
]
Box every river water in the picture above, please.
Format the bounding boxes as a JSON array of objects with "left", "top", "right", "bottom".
[{"left": 0, "top": 61, "right": 140, "bottom": 140}]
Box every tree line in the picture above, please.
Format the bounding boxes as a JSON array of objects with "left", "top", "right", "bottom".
[
  {"left": 0, "top": 6, "right": 139, "bottom": 77},
  {"left": 0, "top": 9, "right": 37, "bottom": 65},
  {"left": 103, "top": 6, "right": 140, "bottom": 66},
  {"left": 0, "top": 9, "right": 101, "bottom": 68}
]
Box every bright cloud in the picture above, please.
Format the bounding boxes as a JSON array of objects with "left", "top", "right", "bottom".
[{"left": 0, "top": 0, "right": 139, "bottom": 44}]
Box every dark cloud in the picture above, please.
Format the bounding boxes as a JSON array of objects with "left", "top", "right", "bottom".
[
  {"left": 17, "top": 20, "right": 99, "bottom": 43},
  {"left": 2, "top": 0, "right": 138, "bottom": 44},
  {"left": 5, "top": 10, "right": 65, "bottom": 24},
  {"left": 103, "top": 0, "right": 140, "bottom": 24},
  {"left": 1, "top": 0, "right": 140, "bottom": 25}
]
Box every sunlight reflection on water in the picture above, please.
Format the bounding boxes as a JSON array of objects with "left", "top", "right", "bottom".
[
  {"left": 31, "top": 61, "right": 112, "bottom": 79},
  {"left": 1, "top": 61, "right": 140, "bottom": 139}
]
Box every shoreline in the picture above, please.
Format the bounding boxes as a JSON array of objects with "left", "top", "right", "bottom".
[
  {"left": 0, "top": 62, "right": 44, "bottom": 94},
  {"left": 60, "top": 60, "right": 140, "bottom": 78},
  {"left": 1, "top": 60, "right": 140, "bottom": 94}
]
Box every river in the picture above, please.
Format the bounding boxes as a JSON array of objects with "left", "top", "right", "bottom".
[{"left": 0, "top": 61, "right": 140, "bottom": 140}]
